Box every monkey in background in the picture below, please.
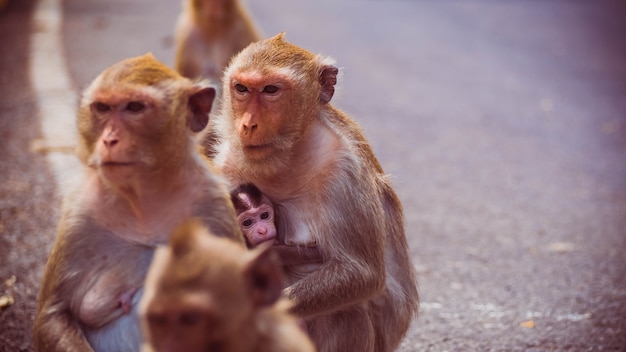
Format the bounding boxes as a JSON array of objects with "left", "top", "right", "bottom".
[
  {"left": 214, "top": 33, "right": 419, "bottom": 352},
  {"left": 139, "top": 219, "right": 316, "bottom": 352},
  {"left": 230, "top": 183, "right": 323, "bottom": 266},
  {"left": 174, "top": 0, "right": 261, "bottom": 83},
  {"left": 175, "top": 0, "right": 262, "bottom": 157},
  {"left": 33, "top": 53, "right": 245, "bottom": 352}
]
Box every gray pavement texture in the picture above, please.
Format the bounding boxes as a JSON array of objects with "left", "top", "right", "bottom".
[
  {"left": 0, "top": 0, "right": 59, "bottom": 351},
  {"left": 1, "top": 0, "right": 626, "bottom": 351}
]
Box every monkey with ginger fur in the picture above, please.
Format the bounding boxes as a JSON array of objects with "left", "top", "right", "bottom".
[
  {"left": 214, "top": 33, "right": 419, "bottom": 352},
  {"left": 175, "top": 0, "right": 261, "bottom": 82},
  {"left": 139, "top": 218, "right": 316, "bottom": 352},
  {"left": 33, "top": 53, "right": 245, "bottom": 352}
]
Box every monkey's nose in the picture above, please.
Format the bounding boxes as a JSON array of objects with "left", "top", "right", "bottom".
[
  {"left": 242, "top": 122, "right": 258, "bottom": 134},
  {"left": 103, "top": 138, "right": 118, "bottom": 149},
  {"left": 241, "top": 112, "right": 258, "bottom": 134}
]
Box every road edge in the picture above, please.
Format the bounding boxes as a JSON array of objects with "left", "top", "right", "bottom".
[{"left": 31, "top": 0, "right": 82, "bottom": 196}]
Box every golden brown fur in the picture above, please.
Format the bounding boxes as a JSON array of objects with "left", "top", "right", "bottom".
[
  {"left": 214, "top": 33, "right": 419, "bottom": 352},
  {"left": 175, "top": 0, "right": 261, "bottom": 82},
  {"left": 139, "top": 219, "right": 316, "bottom": 352},
  {"left": 34, "top": 53, "right": 244, "bottom": 352}
]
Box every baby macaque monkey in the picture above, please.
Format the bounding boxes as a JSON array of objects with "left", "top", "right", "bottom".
[
  {"left": 230, "top": 182, "right": 277, "bottom": 246},
  {"left": 230, "top": 183, "right": 323, "bottom": 266},
  {"left": 139, "top": 219, "right": 316, "bottom": 352},
  {"left": 175, "top": 0, "right": 261, "bottom": 82}
]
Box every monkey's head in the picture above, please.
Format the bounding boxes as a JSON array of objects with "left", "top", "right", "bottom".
[
  {"left": 139, "top": 219, "right": 285, "bottom": 352},
  {"left": 77, "top": 53, "right": 215, "bottom": 185},
  {"left": 192, "top": 0, "right": 234, "bottom": 29},
  {"left": 230, "top": 183, "right": 277, "bottom": 247},
  {"left": 219, "top": 33, "right": 339, "bottom": 164}
]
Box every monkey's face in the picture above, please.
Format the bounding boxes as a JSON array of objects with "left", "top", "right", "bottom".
[
  {"left": 227, "top": 70, "right": 314, "bottom": 162},
  {"left": 143, "top": 290, "right": 247, "bottom": 352},
  {"left": 141, "top": 239, "right": 254, "bottom": 352},
  {"left": 221, "top": 34, "right": 339, "bottom": 166},
  {"left": 77, "top": 53, "right": 214, "bottom": 185},
  {"left": 237, "top": 201, "right": 277, "bottom": 247},
  {"left": 81, "top": 89, "right": 169, "bottom": 184}
]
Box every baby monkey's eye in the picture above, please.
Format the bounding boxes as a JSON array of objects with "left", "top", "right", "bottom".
[
  {"left": 260, "top": 212, "right": 270, "bottom": 220},
  {"left": 242, "top": 219, "right": 253, "bottom": 227}
]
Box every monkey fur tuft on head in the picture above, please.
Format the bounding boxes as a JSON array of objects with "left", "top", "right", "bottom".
[
  {"left": 94, "top": 53, "right": 180, "bottom": 86},
  {"left": 223, "top": 33, "right": 337, "bottom": 95}
]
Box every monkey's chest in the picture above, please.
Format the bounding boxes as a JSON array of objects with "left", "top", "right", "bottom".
[{"left": 285, "top": 219, "right": 315, "bottom": 246}]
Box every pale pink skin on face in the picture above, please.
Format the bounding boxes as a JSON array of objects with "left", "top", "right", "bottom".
[{"left": 237, "top": 202, "right": 277, "bottom": 246}]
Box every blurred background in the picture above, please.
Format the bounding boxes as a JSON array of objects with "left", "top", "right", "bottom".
[{"left": 1, "top": 0, "right": 625, "bottom": 351}]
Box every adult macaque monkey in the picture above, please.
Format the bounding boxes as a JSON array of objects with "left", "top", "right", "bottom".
[
  {"left": 33, "top": 53, "right": 245, "bottom": 352},
  {"left": 230, "top": 183, "right": 323, "bottom": 266},
  {"left": 214, "top": 33, "right": 419, "bottom": 352},
  {"left": 139, "top": 219, "right": 316, "bottom": 352},
  {"left": 174, "top": 0, "right": 261, "bottom": 82}
]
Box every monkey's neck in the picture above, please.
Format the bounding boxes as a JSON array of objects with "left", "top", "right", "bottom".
[{"left": 90, "top": 164, "right": 200, "bottom": 238}]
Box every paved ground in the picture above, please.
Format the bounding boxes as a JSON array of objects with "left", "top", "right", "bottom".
[{"left": 1, "top": 0, "right": 625, "bottom": 351}]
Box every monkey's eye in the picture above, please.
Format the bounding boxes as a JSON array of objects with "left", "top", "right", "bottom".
[
  {"left": 234, "top": 83, "right": 249, "bottom": 93},
  {"left": 126, "top": 101, "right": 145, "bottom": 113},
  {"left": 262, "top": 85, "right": 279, "bottom": 94},
  {"left": 260, "top": 212, "right": 270, "bottom": 220},
  {"left": 179, "top": 312, "right": 202, "bottom": 327},
  {"left": 93, "top": 102, "right": 111, "bottom": 113},
  {"left": 242, "top": 219, "right": 253, "bottom": 227},
  {"left": 148, "top": 313, "right": 168, "bottom": 328}
]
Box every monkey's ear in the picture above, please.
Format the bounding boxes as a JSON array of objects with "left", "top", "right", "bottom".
[
  {"left": 188, "top": 87, "right": 216, "bottom": 132},
  {"left": 319, "top": 65, "right": 338, "bottom": 104},
  {"left": 170, "top": 219, "right": 203, "bottom": 257},
  {"left": 243, "top": 243, "right": 286, "bottom": 307}
]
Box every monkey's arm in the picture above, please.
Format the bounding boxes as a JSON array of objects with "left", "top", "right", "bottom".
[
  {"left": 284, "top": 173, "right": 387, "bottom": 318},
  {"left": 272, "top": 245, "right": 322, "bottom": 266},
  {"left": 34, "top": 248, "right": 95, "bottom": 352},
  {"left": 174, "top": 21, "right": 202, "bottom": 80},
  {"left": 34, "top": 307, "right": 95, "bottom": 352}
]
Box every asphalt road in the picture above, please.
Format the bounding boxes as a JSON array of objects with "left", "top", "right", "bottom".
[{"left": 1, "top": 0, "right": 626, "bottom": 351}]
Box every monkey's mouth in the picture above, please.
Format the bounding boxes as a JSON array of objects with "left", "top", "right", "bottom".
[
  {"left": 101, "top": 161, "right": 135, "bottom": 167},
  {"left": 244, "top": 144, "right": 271, "bottom": 151}
]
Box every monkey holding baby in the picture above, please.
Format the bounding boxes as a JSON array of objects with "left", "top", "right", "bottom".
[
  {"left": 33, "top": 53, "right": 245, "bottom": 352},
  {"left": 214, "top": 33, "right": 419, "bottom": 352},
  {"left": 230, "top": 183, "right": 323, "bottom": 266}
]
